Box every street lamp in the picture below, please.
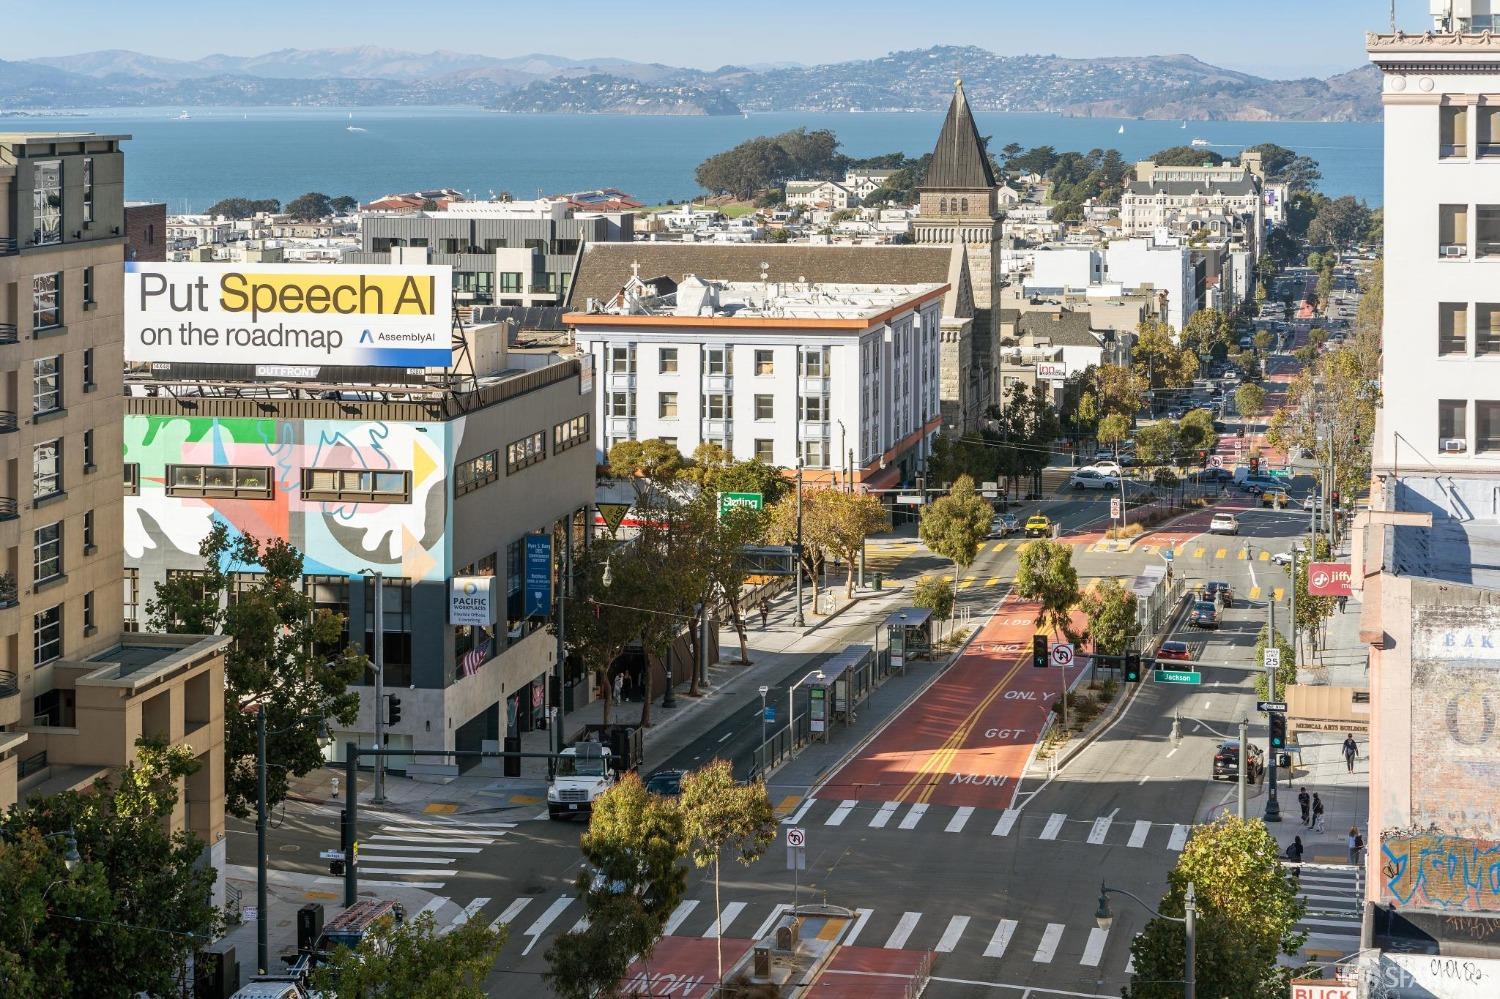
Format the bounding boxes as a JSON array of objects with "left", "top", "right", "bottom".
[
  {"left": 758, "top": 685, "right": 770, "bottom": 775},
  {"left": 357, "top": 567, "right": 387, "bottom": 806},
  {"left": 788, "top": 669, "right": 825, "bottom": 749},
  {"left": 254, "top": 704, "right": 330, "bottom": 975},
  {"left": 1096, "top": 880, "right": 1197, "bottom": 999},
  {"left": 793, "top": 460, "right": 806, "bottom": 627}
]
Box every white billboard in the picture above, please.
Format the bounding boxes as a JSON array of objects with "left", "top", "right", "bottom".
[
  {"left": 125, "top": 261, "right": 453, "bottom": 368},
  {"left": 449, "top": 576, "right": 497, "bottom": 626},
  {"left": 1036, "top": 361, "right": 1067, "bottom": 380}
]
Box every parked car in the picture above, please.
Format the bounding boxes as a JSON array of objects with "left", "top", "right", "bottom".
[
  {"left": 1070, "top": 469, "right": 1119, "bottom": 490},
  {"left": 989, "top": 513, "right": 1020, "bottom": 538},
  {"left": 1302, "top": 493, "right": 1317, "bottom": 510},
  {"left": 644, "top": 769, "right": 686, "bottom": 798},
  {"left": 1209, "top": 513, "right": 1239, "bottom": 535},
  {"left": 1192, "top": 467, "right": 1233, "bottom": 484},
  {"left": 1188, "top": 601, "right": 1220, "bottom": 629},
  {"left": 1024, "top": 514, "right": 1053, "bottom": 538},
  {"left": 1213, "top": 740, "right": 1265, "bottom": 782},
  {"left": 1156, "top": 640, "right": 1192, "bottom": 662},
  {"left": 1087, "top": 460, "right": 1124, "bottom": 477},
  {"left": 1203, "top": 580, "right": 1234, "bottom": 608},
  {"left": 1271, "top": 551, "right": 1295, "bottom": 566}
]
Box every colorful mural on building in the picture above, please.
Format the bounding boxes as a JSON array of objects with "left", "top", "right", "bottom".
[{"left": 124, "top": 414, "right": 458, "bottom": 581}]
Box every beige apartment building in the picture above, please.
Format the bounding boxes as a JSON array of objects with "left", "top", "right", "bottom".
[{"left": 0, "top": 134, "right": 227, "bottom": 889}]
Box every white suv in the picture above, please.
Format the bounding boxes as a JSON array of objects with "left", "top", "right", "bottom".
[
  {"left": 1209, "top": 513, "right": 1239, "bottom": 535},
  {"left": 1070, "top": 468, "right": 1119, "bottom": 490}
]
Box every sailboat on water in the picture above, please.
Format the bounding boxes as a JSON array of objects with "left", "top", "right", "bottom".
[
  {"left": 346, "top": 112, "right": 367, "bottom": 133},
  {"left": 1117, "top": 124, "right": 1125, "bottom": 135}
]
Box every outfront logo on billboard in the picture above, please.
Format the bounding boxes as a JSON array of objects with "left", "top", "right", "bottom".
[{"left": 125, "top": 261, "right": 453, "bottom": 368}]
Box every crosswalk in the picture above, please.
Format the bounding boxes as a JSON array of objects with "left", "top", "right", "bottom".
[
  {"left": 337, "top": 814, "right": 516, "bottom": 890},
  {"left": 1291, "top": 864, "right": 1363, "bottom": 963},
  {"left": 780, "top": 797, "right": 1192, "bottom": 851},
  {"left": 473, "top": 890, "right": 1139, "bottom": 975}
]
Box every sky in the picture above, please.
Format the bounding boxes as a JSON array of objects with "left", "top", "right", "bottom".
[{"left": 3, "top": 0, "right": 1430, "bottom": 78}]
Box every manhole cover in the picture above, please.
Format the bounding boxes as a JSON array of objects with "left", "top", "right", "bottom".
[
  {"left": 278, "top": 844, "right": 300, "bottom": 853},
  {"left": 525, "top": 885, "right": 548, "bottom": 896}
]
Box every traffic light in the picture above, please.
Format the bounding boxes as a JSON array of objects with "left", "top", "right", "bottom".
[
  {"left": 386, "top": 695, "right": 402, "bottom": 726},
  {"left": 1249, "top": 456, "right": 1260, "bottom": 474},
  {"left": 1032, "top": 634, "right": 1048, "bottom": 668},
  {"left": 1124, "top": 651, "right": 1142, "bottom": 683},
  {"left": 1269, "top": 712, "right": 1287, "bottom": 749},
  {"left": 1331, "top": 489, "right": 1340, "bottom": 508},
  {"left": 329, "top": 858, "right": 345, "bottom": 876}
]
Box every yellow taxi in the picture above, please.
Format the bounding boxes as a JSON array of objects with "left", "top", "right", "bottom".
[
  {"left": 1024, "top": 513, "right": 1053, "bottom": 538},
  {"left": 1261, "top": 488, "right": 1290, "bottom": 508}
]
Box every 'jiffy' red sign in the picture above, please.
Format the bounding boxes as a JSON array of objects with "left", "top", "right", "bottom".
[{"left": 1306, "top": 562, "right": 1353, "bottom": 597}]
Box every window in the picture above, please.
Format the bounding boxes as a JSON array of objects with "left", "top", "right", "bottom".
[
  {"left": 168, "top": 464, "right": 274, "bottom": 499},
  {"left": 659, "top": 347, "right": 679, "bottom": 374},
  {"left": 33, "top": 273, "right": 61, "bottom": 330},
  {"left": 32, "top": 160, "right": 61, "bottom": 246},
  {"left": 34, "top": 523, "right": 62, "bottom": 583},
  {"left": 754, "top": 395, "right": 774, "bottom": 420},
  {"left": 754, "top": 438, "right": 775, "bottom": 463},
  {"left": 83, "top": 267, "right": 94, "bottom": 306},
  {"left": 506, "top": 431, "right": 547, "bottom": 474},
  {"left": 1440, "top": 400, "right": 1467, "bottom": 445},
  {"left": 608, "top": 345, "right": 636, "bottom": 374},
  {"left": 440, "top": 238, "right": 464, "bottom": 254},
  {"left": 33, "top": 356, "right": 61, "bottom": 415},
  {"left": 124, "top": 462, "right": 139, "bottom": 495},
  {"left": 1440, "top": 303, "right": 1469, "bottom": 355},
  {"left": 1441, "top": 105, "right": 1469, "bottom": 158},
  {"left": 82, "top": 429, "right": 94, "bottom": 471},
  {"left": 1479, "top": 304, "right": 1500, "bottom": 356},
  {"left": 306, "top": 574, "right": 351, "bottom": 659},
  {"left": 705, "top": 346, "right": 733, "bottom": 376},
  {"left": 801, "top": 440, "right": 830, "bottom": 468},
  {"left": 1479, "top": 401, "right": 1500, "bottom": 453},
  {"left": 33, "top": 606, "right": 62, "bottom": 666},
  {"left": 1440, "top": 204, "right": 1470, "bottom": 256},
  {"left": 1480, "top": 206, "right": 1500, "bottom": 258},
  {"left": 499, "top": 271, "right": 522, "bottom": 294},
  {"left": 940, "top": 197, "right": 948, "bottom": 213},
  {"left": 83, "top": 509, "right": 94, "bottom": 552},
  {"left": 34, "top": 440, "right": 61, "bottom": 499},
  {"left": 302, "top": 468, "right": 411, "bottom": 502},
  {"left": 81, "top": 156, "right": 94, "bottom": 224},
  {"left": 83, "top": 347, "right": 95, "bottom": 388},
  {"left": 83, "top": 591, "right": 94, "bottom": 631},
  {"left": 961, "top": 197, "right": 970, "bottom": 213},
  {"left": 755, "top": 350, "right": 774, "bottom": 375},
  {"left": 658, "top": 436, "right": 678, "bottom": 451},
  {"left": 706, "top": 393, "right": 732, "bottom": 420},
  {"left": 554, "top": 414, "right": 590, "bottom": 453},
  {"left": 800, "top": 396, "right": 829, "bottom": 422},
  {"left": 659, "top": 391, "right": 678, "bottom": 419},
  {"left": 485, "top": 237, "right": 510, "bottom": 252},
  {"left": 1482, "top": 106, "right": 1500, "bottom": 157},
  {"left": 363, "top": 576, "right": 413, "bottom": 687},
  {"left": 123, "top": 568, "right": 139, "bottom": 632},
  {"left": 799, "top": 347, "right": 829, "bottom": 377},
  {"left": 608, "top": 392, "right": 635, "bottom": 418},
  {"left": 555, "top": 238, "right": 580, "bottom": 256},
  {"left": 455, "top": 450, "right": 499, "bottom": 494}
]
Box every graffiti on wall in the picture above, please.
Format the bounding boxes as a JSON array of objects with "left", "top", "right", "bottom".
[
  {"left": 124, "top": 414, "right": 457, "bottom": 581},
  {"left": 1382, "top": 830, "right": 1500, "bottom": 912}
]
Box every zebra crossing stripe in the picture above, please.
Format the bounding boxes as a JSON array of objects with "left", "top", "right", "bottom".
[
  {"left": 993, "top": 809, "right": 1020, "bottom": 836},
  {"left": 521, "top": 896, "right": 573, "bottom": 956},
  {"left": 368, "top": 833, "right": 492, "bottom": 845},
  {"left": 870, "top": 802, "right": 900, "bottom": 828},
  {"left": 752, "top": 904, "right": 791, "bottom": 941},
  {"left": 898, "top": 803, "right": 928, "bottom": 830},
  {"left": 984, "top": 919, "right": 1017, "bottom": 958},
  {"left": 1168, "top": 824, "right": 1190, "bottom": 851},
  {"left": 491, "top": 897, "right": 531, "bottom": 930},
  {"left": 1087, "top": 816, "right": 1111, "bottom": 845},
  {"left": 1081, "top": 927, "right": 1108, "bottom": 966},
  {"left": 935, "top": 915, "right": 970, "bottom": 953},
  {"left": 1040, "top": 812, "right": 1066, "bottom": 840},
  {"left": 1034, "top": 923, "right": 1064, "bottom": 963},
  {"left": 703, "top": 902, "right": 746, "bottom": 938},
  {"left": 885, "top": 911, "right": 922, "bottom": 949},
  {"left": 360, "top": 866, "right": 458, "bottom": 876},
  {"left": 664, "top": 900, "right": 699, "bottom": 936},
  {"left": 945, "top": 806, "right": 974, "bottom": 833},
  {"left": 845, "top": 908, "right": 874, "bottom": 947},
  {"left": 450, "top": 897, "right": 489, "bottom": 928},
  {"left": 1128, "top": 820, "right": 1151, "bottom": 848},
  {"left": 826, "top": 800, "right": 857, "bottom": 826},
  {"left": 360, "top": 843, "right": 482, "bottom": 854},
  {"left": 417, "top": 896, "right": 449, "bottom": 919}
]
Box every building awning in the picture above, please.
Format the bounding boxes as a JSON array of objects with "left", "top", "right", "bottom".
[{"left": 1287, "top": 684, "right": 1370, "bottom": 733}]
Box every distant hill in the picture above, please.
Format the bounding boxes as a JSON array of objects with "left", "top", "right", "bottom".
[{"left": 2, "top": 44, "right": 1380, "bottom": 120}]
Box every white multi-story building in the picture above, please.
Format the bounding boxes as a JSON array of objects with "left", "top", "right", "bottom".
[{"left": 567, "top": 276, "right": 946, "bottom": 488}]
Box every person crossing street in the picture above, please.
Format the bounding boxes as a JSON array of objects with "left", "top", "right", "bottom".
[
  {"left": 1342, "top": 733, "right": 1358, "bottom": 773},
  {"left": 1298, "top": 787, "right": 1311, "bottom": 826}
]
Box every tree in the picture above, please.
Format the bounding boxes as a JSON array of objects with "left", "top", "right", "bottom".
[
  {"left": 680, "top": 762, "right": 777, "bottom": 987},
  {"left": 995, "top": 382, "right": 1061, "bottom": 496},
  {"left": 926, "top": 430, "right": 1001, "bottom": 487},
  {"left": 1146, "top": 146, "right": 1224, "bottom": 167},
  {"left": 1124, "top": 816, "right": 1305, "bottom": 999},
  {"left": 286, "top": 191, "right": 334, "bottom": 220},
  {"left": 1180, "top": 308, "right": 1231, "bottom": 361},
  {"left": 766, "top": 489, "right": 832, "bottom": 614},
  {"left": 608, "top": 438, "right": 687, "bottom": 506},
  {"left": 820, "top": 490, "right": 887, "bottom": 596},
  {"left": 1253, "top": 625, "right": 1295, "bottom": 701},
  {"left": 206, "top": 196, "right": 281, "bottom": 219},
  {"left": 1306, "top": 195, "right": 1372, "bottom": 252},
  {"left": 1245, "top": 143, "right": 1322, "bottom": 192},
  {"left": 1134, "top": 319, "right": 1199, "bottom": 389},
  {"left": 918, "top": 474, "right": 993, "bottom": 585},
  {"left": 912, "top": 576, "right": 956, "bottom": 632},
  {"left": 546, "top": 771, "right": 689, "bottom": 998},
  {"left": 1097, "top": 412, "right": 1133, "bottom": 453},
  {"left": 695, "top": 136, "right": 795, "bottom": 200},
  {"left": 1096, "top": 362, "right": 1147, "bottom": 419},
  {"left": 147, "top": 522, "right": 364, "bottom": 817},
  {"left": 1235, "top": 383, "right": 1267, "bottom": 426},
  {"left": 1132, "top": 419, "right": 1181, "bottom": 473},
  {"left": 312, "top": 911, "right": 505, "bottom": 998},
  {"left": 1081, "top": 577, "right": 1139, "bottom": 654},
  {"left": 1177, "top": 408, "right": 1218, "bottom": 461},
  {"left": 1013, "top": 540, "right": 1083, "bottom": 647},
  {"left": 329, "top": 195, "right": 358, "bottom": 215},
  {"left": 0, "top": 739, "right": 222, "bottom": 997}
]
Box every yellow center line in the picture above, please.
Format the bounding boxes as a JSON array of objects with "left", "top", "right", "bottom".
[{"left": 894, "top": 655, "right": 1025, "bottom": 805}]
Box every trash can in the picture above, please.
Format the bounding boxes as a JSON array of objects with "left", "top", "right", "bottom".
[
  {"left": 503, "top": 735, "right": 521, "bottom": 778},
  {"left": 873, "top": 572, "right": 883, "bottom": 591}
]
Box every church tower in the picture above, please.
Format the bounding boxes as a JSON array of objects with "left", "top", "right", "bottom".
[{"left": 914, "top": 80, "right": 1005, "bottom": 430}]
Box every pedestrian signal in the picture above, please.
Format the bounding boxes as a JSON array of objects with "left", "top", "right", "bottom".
[
  {"left": 1124, "top": 652, "right": 1142, "bottom": 683},
  {"left": 1032, "top": 635, "right": 1048, "bottom": 668}
]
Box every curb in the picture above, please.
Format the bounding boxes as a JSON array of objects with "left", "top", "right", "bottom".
[{"left": 797, "top": 585, "right": 907, "bottom": 637}]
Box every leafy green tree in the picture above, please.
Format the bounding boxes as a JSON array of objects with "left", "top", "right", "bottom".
[
  {"left": 329, "top": 195, "right": 358, "bottom": 215},
  {"left": 557, "top": 536, "right": 644, "bottom": 725},
  {"left": 1180, "top": 308, "right": 1231, "bottom": 361},
  {"left": 1253, "top": 625, "right": 1295, "bottom": 701},
  {"left": 286, "top": 191, "right": 334, "bottom": 220},
  {"left": 207, "top": 196, "right": 255, "bottom": 219},
  {"left": 1177, "top": 408, "right": 1218, "bottom": 460},
  {"left": 912, "top": 576, "right": 956, "bottom": 629},
  {"left": 608, "top": 438, "right": 688, "bottom": 506},
  {"left": 775, "top": 128, "right": 844, "bottom": 178},
  {"left": 1095, "top": 363, "right": 1147, "bottom": 418},
  {"left": 680, "top": 762, "right": 777, "bottom": 986},
  {"left": 686, "top": 496, "right": 767, "bottom": 668},
  {"left": 926, "top": 430, "right": 1001, "bottom": 487},
  {"left": 1235, "top": 383, "right": 1267, "bottom": 425},
  {"left": 1097, "top": 412, "right": 1133, "bottom": 453},
  {"left": 147, "top": 523, "right": 363, "bottom": 816},
  {"left": 1013, "top": 540, "right": 1082, "bottom": 645},
  {"left": 995, "top": 382, "right": 1062, "bottom": 496},
  {"left": 1146, "top": 146, "right": 1224, "bottom": 167},
  {"left": 312, "top": 911, "right": 505, "bottom": 998},
  {"left": 695, "top": 136, "right": 795, "bottom": 199},
  {"left": 0, "top": 740, "right": 222, "bottom": 997},
  {"left": 1132, "top": 419, "right": 1181, "bottom": 472},
  {"left": 766, "top": 489, "right": 830, "bottom": 614},
  {"left": 546, "top": 894, "right": 657, "bottom": 999},
  {"left": 918, "top": 474, "right": 993, "bottom": 585},
  {"left": 820, "top": 490, "right": 888, "bottom": 596},
  {"left": 1080, "top": 577, "right": 1139, "bottom": 684},
  {"left": 1245, "top": 143, "right": 1322, "bottom": 192},
  {"left": 1124, "top": 816, "right": 1305, "bottom": 999},
  {"left": 1133, "top": 319, "right": 1198, "bottom": 389},
  {"left": 1306, "top": 195, "right": 1372, "bottom": 252}
]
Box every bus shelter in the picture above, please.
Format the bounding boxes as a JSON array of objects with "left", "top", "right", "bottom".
[{"left": 881, "top": 607, "right": 934, "bottom": 673}]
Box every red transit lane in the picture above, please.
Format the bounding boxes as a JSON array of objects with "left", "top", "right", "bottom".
[
  {"left": 821, "top": 595, "right": 1086, "bottom": 810},
  {"left": 620, "top": 937, "right": 753, "bottom": 998}
]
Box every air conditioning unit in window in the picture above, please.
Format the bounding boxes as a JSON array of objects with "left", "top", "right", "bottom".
[
  {"left": 1442, "top": 438, "right": 1468, "bottom": 453},
  {"left": 1443, "top": 245, "right": 1468, "bottom": 258}
]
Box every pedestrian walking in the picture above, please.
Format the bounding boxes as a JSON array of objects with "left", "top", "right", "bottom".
[
  {"left": 1342, "top": 733, "right": 1358, "bottom": 773},
  {"left": 612, "top": 671, "right": 625, "bottom": 705},
  {"left": 758, "top": 598, "right": 770, "bottom": 630},
  {"left": 1286, "top": 835, "right": 1305, "bottom": 878},
  {"left": 1312, "top": 792, "right": 1325, "bottom": 833},
  {"left": 1348, "top": 826, "right": 1364, "bottom": 865},
  {"left": 1338, "top": 594, "right": 1349, "bottom": 614},
  {"left": 1298, "top": 787, "right": 1311, "bottom": 826}
]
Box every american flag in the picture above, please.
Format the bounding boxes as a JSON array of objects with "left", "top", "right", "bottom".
[{"left": 460, "top": 638, "right": 492, "bottom": 677}]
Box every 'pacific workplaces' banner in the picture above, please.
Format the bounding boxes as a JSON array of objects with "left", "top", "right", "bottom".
[{"left": 124, "top": 261, "right": 453, "bottom": 368}]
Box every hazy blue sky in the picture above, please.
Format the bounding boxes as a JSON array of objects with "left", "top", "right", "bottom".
[{"left": 7, "top": 0, "right": 1429, "bottom": 78}]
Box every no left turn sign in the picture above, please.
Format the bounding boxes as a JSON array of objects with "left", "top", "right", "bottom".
[
  {"left": 786, "top": 827, "right": 806, "bottom": 848},
  {"left": 1050, "top": 643, "right": 1074, "bottom": 668}
]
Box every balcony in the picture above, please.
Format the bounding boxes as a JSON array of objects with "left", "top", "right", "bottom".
[
  {"left": 0, "top": 324, "right": 16, "bottom": 346},
  {"left": 0, "top": 668, "right": 16, "bottom": 698},
  {"left": 0, "top": 411, "right": 16, "bottom": 433},
  {"left": 700, "top": 418, "right": 731, "bottom": 439}
]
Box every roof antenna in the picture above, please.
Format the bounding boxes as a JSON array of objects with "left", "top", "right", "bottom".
[{"left": 1389, "top": 0, "right": 1395, "bottom": 32}]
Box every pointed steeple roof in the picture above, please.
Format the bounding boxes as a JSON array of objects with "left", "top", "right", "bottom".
[{"left": 922, "top": 79, "right": 997, "bottom": 191}]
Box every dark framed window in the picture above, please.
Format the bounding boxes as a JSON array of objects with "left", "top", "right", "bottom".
[
  {"left": 455, "top": 451, "right": 499, "bottom": 495},
  {"left": 1478, "top": 401, "right": 1500, "bottom": 453},
  {"left": 34, "top": 439, "right": 62, "bottom": 499},
  {"left": 83, "top": 591, "right": 94, "bottom": 631},
  {"left": 83, "top": 267, "right": 95, "bottom": 306},
  {"left": 363, "top": 576, "right": 412, "bottom": 687},
  {"left": 81, "top": 157, "right": 94, "bottom": 224},
  {"left": 124, "top": 462, "right": 140, "bottom": 495},
  {"left": 32, "top": 273, "right": 61, "bottom": 330},
  {"left": 306, "top": 574, "right": 351, "bottom": 661},
  {"left": 659, "top": 392, "right": 678, "bottom": 419},
  {"left": 34, "top": 605, "right": 62, "bottom": 665},
  {"left": 506, "top": 431, "right": 547, "bottom": 474},
  {"left": 754, "top": 439, "right": 775, "bottom": 463},
  {"left": 1479, "top": 304, "right": 1500, "bottom": 356},
  {"left": 123, "top": 568, "right": 139, "bottom": 632},
  {"left": 83, "top": 347, "right": 95, "bottom": 387},
  {"left": 302, "top": 468, "right": 411, "bottom": 504},
  {"left": 33, "top": 522, "right": 62, "bottom": 583},
  {"left": 659, "top": 348, "right": 678, "bottom": 374},
  {"left": 83, "top": 509, "right": 94, "bottom": 552},
  {"left": 167, "top": 464, "right": 274, "bottom": 499},
  {"left": 33, "top": 160, "right": 61, "bottom": 246},
  {"left": 1440, "top": 302, "right": 1469, "bottom": 356},
  {"left": 754, "top": 350, "right": 774, "bottom": 375},
  {"left": 754, "top": 395, "right": 774, "bottom": 420},
  {"left": 33, "top": 355, "right": 61, "bottom": 415},
  {"left": 553, "top": 414, "right": 590, "bottom": 454},
  {"left": 83, "top": 430, "right": 94, "bottom": 471}
]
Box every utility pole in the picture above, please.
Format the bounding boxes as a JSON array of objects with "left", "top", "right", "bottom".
[
  {"left": 554, "top": 519, "right": 570, "bottom": 760},
  {"left": 363, "top": 569, "right": 387, "bottom": 805},
  {"left": 256, "top": 705, "right": 269, "bottom": 974},
  {"left": 794, "top": 461, "right": 806, "bottom": 627},
  {"left": 1263, "top": 660, "right": 1282, "bottom": 822},
  {"left": 1237, "top": 717, "right": 1247, "bottom": 821}
]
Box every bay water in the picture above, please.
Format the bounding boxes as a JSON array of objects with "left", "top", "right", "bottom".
[{"left": 11, "top": 105, "right": 1382, "bottom": 210}]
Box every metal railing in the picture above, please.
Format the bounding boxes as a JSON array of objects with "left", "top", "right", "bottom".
[
  {"left": 18, "top": 750, "right": 47, "bottom": 779},
  {"left": 0, "top": 323, "right": 17, "bottom": 345},
  {"left": 0, "top": 498, "right": 18, "bottom": 521},
  {"left": 0, "top": 668, "right": 17, "bottom": 697},
  {"left": 0, "top": 410, "right": 16, "bottom": 433}
]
